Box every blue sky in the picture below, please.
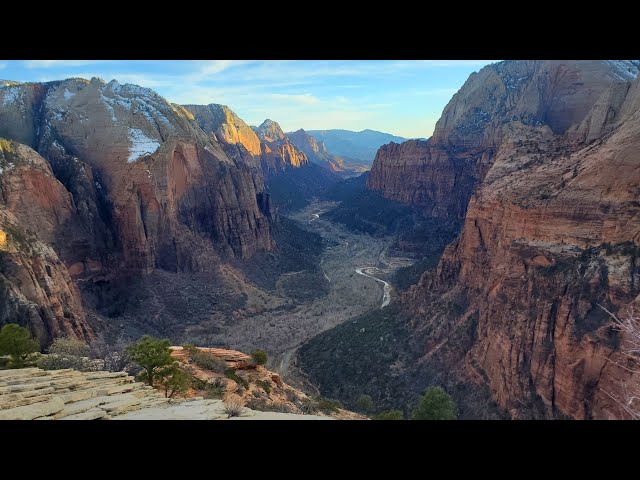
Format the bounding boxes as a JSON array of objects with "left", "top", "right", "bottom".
[{"left": 0, "top": 60, "right": 498, "bottom": 138}]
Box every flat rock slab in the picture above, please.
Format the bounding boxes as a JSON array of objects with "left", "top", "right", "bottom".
[
  {"left": 60, "top": 408, "right": 107, "bottom": 420},
  {"left": 113, "top": 399, "right": 333, "bottom": 420},
  {"left": 0, "top": 397, "right": 64, "bottom": 420}
]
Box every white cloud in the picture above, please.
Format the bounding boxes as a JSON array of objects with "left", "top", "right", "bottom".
[
  {"left": 0, "top": 63, "right": 6, "bottom": 70},
  {"left": 23, "top": 60, "right": 110, "bottom": 69},
  {"left": 270, "top": 93, "right": 320, "bottom": 105},
  {"left": 187, "top": 60, "right": 254, "bottom": 82}
]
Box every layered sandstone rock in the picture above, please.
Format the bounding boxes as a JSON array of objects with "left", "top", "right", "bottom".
[
  {"left": 0, "top": 140, "right": 91, "bottom": 345},
  {"left": 0, "top": 78, "right": 274, "bottom": 274},
  {"left": 368, "top": 139, "right": 480, "bottom": 218},
  {"left": 169, "top": 346, "right": 364, "bottom": 419},
  {"left": 397, "top": 61, "right": 640, "bottom": 419},
  {"left": 253, "top": 119, "right": 308, "bottom": 173},
  {"left": 0, "top": 78, "right": 275, "bottom": 343},
  {"left": 183, "top": 107, "right": 309, "bottom": 176},
  {"left": 367, "top": 60, "right": 640, "bottom": 219},
  {"left": 182, "top": 104, "right": 262, "bottom": 167}
]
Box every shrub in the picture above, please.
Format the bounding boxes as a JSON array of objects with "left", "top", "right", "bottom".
[
  {"left": 256, "top": 379, "right": 272, "bottom": 394},
  {"left": 204, "top": 378, "right": 227, "bottom": 399},
  {"left": 356, "top": 394, "right": 374, "bottom": 413},
  {"left": 412, "top": 386, "right": 457, "bottom": 420},
  {"left": 251, "top": 349, "right": 268, "bottom": 366},
  {"left": 126, "top": 336, "right": 174, "bottom": 386},
  {"left": 157, "top": 364, "right": 191, "bottom": 398},
  {"left": 189, "top": 376, "right": 208, "bottom": 390},
  {"left": 373, "top": 410, "right": 404, "bottom": 420},
  {"left": 224, "top": 368, "right": 249, "bottom": 390},
  {"left": 316, "top": 397, "right": 342, "bottom": 414},
  {"left": 38, "top": 337, "right": 92, "bottom": 371},
  {"left": 224, "top": 399, "right": 244, "bottom": 418},
  {"left": 0, "top": 324, "right": 39, "bottom": 368},
  {"left": 246, "top": 398, "right": 271, "bottom": 412},
  {"left": 89, "top": 334, "right": 132, "bottom": 372},
  {"left": 300, "top": 398, "right": 319, "bottom": 414},
  {"left": 190, "top": 350, "right": 227, "bottom": 373}
]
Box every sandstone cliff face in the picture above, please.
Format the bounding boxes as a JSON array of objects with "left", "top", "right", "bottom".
[
  {"left": 182, "top": 104, "right": 262, "bottom": 167},
  {"left": 0, "top": 78, "right": 275, "bottom": 344},
  {"left": 368, "top": 139, "right": 480, "bottom": 218},
  {"left": 0, "top": 78, "right": 274, "bottom": 274},
  {"left": 183, "top": 107, "right": 309, "bottom": 176},
  {"left": 253, "top": 119, "right": 308, "bottom": 174},
  {"left": 0, "top": 140, "right": 91, "bottom": 346},
  {"left": 367, "top": 60, "right": 640, "bottom": 219},
  {"left": 287, "top": 128, "right": 368, "bottom": 175},
  {"left": 401, "top": 61, "right": 640, "bottom": 419}
]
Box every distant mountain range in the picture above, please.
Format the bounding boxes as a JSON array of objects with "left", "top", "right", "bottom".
[
  {"left": 286, "top": 129, "right": 369, "bottom": 176},
  {"left": 301, "top": 129, "right": 408, "bottom": 163}
]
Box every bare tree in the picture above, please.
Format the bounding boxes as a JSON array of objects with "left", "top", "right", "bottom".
[
  {"left": 599, "top": 305, "right": 640, "bottom": 419},
  {"left": 89, "top": 333, "right": 133, "bottom": 373}
]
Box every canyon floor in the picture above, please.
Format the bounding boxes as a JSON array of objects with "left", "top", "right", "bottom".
[
  {"left": 215, "top": 200, "right": 413, "bottom": 385},
  {"left": 92, "top": 200, "right": 413, "bottom": 390}
]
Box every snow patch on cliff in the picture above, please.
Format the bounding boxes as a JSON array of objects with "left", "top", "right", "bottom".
[{"left": 127, "top": 128, "right": 160, "bottom": 163}]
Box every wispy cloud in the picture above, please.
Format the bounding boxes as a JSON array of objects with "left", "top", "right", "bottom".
[
  {"left": 24, "top": 60, "right": 111, "bottom": 69},
  {"left": 270, "top": 93, "right": 320, "bottom": 105},
  {"left": 186, "top": 60, "right": 254, "bottom": 82},
  {"left": 0, "top": 63, "right": 6, "bottom": 70}
]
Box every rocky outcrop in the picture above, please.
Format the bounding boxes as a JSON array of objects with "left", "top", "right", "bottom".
[
  {"left": 367, "top": 60, "right": 640, "bottom": 219},
  {"left": 287, "top": 128, "right": 368, "bottom": 175},
  {"left": 182, "top": 107, "right": 310, "bottom": 176},
  {"left": 0, "top": 368, "right": 171, "bottom": 419},
  {"left": 0, "top": 140, "right": 91, "bottom": 346},
  {"left": 253, "top": 119, "right": 308, "bottom": 173},
  {"left": 397, "top": 61, "right": 640, "bottom": 419},
  {"left": 182, "top": 104, "right": 262, "bottom": 167},
  {"left": 169, "top": 346, "right": 364, "bottom": 419}
]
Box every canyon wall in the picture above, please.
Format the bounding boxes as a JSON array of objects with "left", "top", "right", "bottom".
[
  {"left": 367, "top": 60, "right": 640, "bottom": 219},
  {"left": 0, "top": 78, "right": 275, "bottom": 342},
  {"left": 388, "top": 60, "right": 640, "bottom": 418}
]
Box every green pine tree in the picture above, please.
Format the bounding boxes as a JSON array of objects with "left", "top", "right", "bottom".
[
  {"left": 0, "top": 324, "right": 40, "bottom": 368},
  {"left": 126, "top": 336, "right": 174, "bottom": 386},
  {"left": 412, "top": 386, "right": 457, "bottom": 420}
]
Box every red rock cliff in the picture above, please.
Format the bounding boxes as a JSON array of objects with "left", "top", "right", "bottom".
[
  {"left": 0, "top": 140, "right": 91, "bottom": 345},
  {"left": 401, "top": 61, "right": 640, "bottom": 419},
  {"left": 0, "top": 78, "right": 276, "bottom": 343},
  {"left": 367, "top": 60, "right": 640, "bottom": 219},
  {"left": 0, "top": 78, "right": 274, "bottom": 274}
]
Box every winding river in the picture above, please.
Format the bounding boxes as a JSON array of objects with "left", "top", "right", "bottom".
[{"left": 355, "top": 267, "right": 391, "bottom": 308}]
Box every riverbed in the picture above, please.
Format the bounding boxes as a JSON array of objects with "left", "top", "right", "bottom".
[{"left": 196, "top": 200, "right": 413, "bottom": 380}]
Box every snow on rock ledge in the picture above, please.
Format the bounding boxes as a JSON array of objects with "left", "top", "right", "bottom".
[{"left": 127, "top": 128, "right": 160, "bottom": 163}]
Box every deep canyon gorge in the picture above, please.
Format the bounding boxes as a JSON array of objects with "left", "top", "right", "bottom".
[{"left": 2, "top": 59, "right": 640, "bottom": 420}]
